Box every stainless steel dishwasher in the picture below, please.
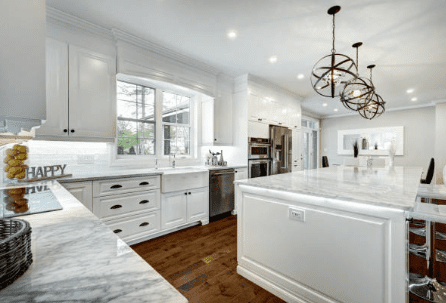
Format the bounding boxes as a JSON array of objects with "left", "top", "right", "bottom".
[{"left": 209, "top": 168, "right": 235, "bottom": 221}]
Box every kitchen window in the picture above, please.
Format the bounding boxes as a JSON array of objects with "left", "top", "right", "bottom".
[
  {"left": 162, "top": 92, "right": 190, "bottom": 156},
  {"left": 116, "top": 81, "right": 156, "bottom": 155}
]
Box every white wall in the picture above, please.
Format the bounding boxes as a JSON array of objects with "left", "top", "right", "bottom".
[
  {"left": 435, "top": 102, "right": 446, "bottom": 183},
  {"left": 321, "top": 107, "right": 436, "bottom": 173}
]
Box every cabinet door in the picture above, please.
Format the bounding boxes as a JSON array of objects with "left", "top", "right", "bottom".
[
  {"left": 292, "top": 129, "right": 302, "bottom": 172},
  {"left": 68, "top": 45, "right": 116, "bottom": 140},
  {"left": 36, "top": 38, "right": 69, "bottom": 138},
  {"left": 187, "top": 188, "right": 209, "bottom": 223},
  {"left": 201, "top": 99, "right": 214, "bottom": 145},
  {"left": 61, "top": 181, "right": 93, "bottom": 211},
  {"left": 161, "top": 191, "right": 187, "bottom": 230},
  {"left": 234, "top": 168, "right": 248, "bottom": 181},
  {"left": 213, "top": 92, "right": 233, "bottom": 145}
]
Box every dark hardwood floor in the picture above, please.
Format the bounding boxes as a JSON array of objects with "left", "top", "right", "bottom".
[{"left": 131, "top": 215, "right": 285, "bottom": 303}]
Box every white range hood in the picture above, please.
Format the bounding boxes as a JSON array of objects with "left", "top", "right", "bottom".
[{"left": 0, "top": 0, "right": 47, "bottom": 136}]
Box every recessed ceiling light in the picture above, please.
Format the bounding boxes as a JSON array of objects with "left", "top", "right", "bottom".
[
  {"left": 269, "top": 56, "right": 278, "bottom": 64},
  {"left": 297, "top": 74, "right": 305, "bottom": 79},
  {"left": 334, "top": 108, "right": 339, "bottom": 112},
  {"left": 227, "top": 30, "right": 237, "bottom": 39},
  {"left": 411, "top": 97, "right": 418, "bottom": 102},
  {"left": 406, "top": 88, "right": 414, "bottom": 94},
  {"left": 322, "top": 103, "right": 328, "bottom": 107}
]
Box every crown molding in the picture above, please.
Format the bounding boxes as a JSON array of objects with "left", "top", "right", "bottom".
[
  {"left": 323, "top": 102, "right": 436, "bottom": 119},
  {"left": 431, "top": 99, "right": 446, "bottom": 105},
  {"left": 46, "top": 7, "right": 113, "bottom": 40},
  {"left": 248, "top": 74, "right": 303, "bottom": 100},
  {"left": 112, "top": 28, "right": 222, "bottom": 76}
]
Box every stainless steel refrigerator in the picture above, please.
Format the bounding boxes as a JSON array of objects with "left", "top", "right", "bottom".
[{"left": 270, "top": 125, "right": 292, "bottom": 175}]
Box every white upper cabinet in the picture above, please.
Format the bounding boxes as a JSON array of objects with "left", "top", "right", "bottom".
[
  {"left": 202, "top": 94, "right": 233, "bottom": 146},
  {"left": 37, "top": 40, "right": 116, "bottom": 141},
  {"left": 68, "top": 45, "right": 116, "bottom": 139},
  {"left": 0, "top": 0, "right": 46, "bottom": 133},
  {"left": 38, "top": 38, "right": 69, "bottom": 137}
]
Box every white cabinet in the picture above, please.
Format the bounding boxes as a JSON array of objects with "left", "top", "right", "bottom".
[
  {"left": 161, "top": 187, "right": 209, "bottom": 230},
  {"left": 60, "top": 181, "right": 93, "bottom": 211},
  {"left": 292, "top": 129, "right": 302, "bottom": 172},
  {"left": 187, "top": 187, "right": 209, "bottom": 223},
  {"left": 161, "top": 191, "right": 188, "bottom": 230},
  {"left": 37, "top": 39, "right": 116, "bottom": 141},
  {"left": 0, "top": 0, "right": 46, "bottom": 134},
  {"left": 234, "top": 167, "right": 248, "bottom": 181},
  {"left": 92, "top": 175, "right": 161, "bottom": 245},
  {"left": 202, "top": 96, "right": 233, "bottom": 145}
]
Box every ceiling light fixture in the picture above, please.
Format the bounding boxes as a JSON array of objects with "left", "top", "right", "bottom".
[
  {"left": 322, "top": 103, "right": 328, "bottom": 107},
  {"left": 340, "top": 42, "right": 374, "bottom": 112},
  {"left": 227, "top": 30, "right": 237, "bottom": 39},
  {"left": 411, "top": 97, "right": 418, "bottom": 101},
  {"left": 310, "top": 6, "right": 357, "bottom": 98},
  {"left": 358, "top": 65, "right": 386, "bottom": 120},
  {"left": 407, "top": 88, "right": 414, "bottom": 94},
  {"left": 334, "top": 108, "right": 339, "bottom": 112},
  {"left": 297, "top": 74, "right": 305, "bottom": 79},
  {"left": 269, "top": 56, "right": 278, "bottom": 63}
]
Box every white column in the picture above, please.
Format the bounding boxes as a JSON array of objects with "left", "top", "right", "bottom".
[{"left": 435, "top": 102, "right": 446, "bottom": 184}]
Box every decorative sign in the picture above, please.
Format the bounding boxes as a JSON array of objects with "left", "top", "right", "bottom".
[{"left": 19, "top": 164, "right": 71, "bottom": 182}]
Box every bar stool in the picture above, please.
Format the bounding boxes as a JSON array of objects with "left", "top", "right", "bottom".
[
  {"left": 322, "top": 156, "right": 329, "bottom": 168},
  {"left": 409, "top": 184, "right": 446, "bottom": 302}
]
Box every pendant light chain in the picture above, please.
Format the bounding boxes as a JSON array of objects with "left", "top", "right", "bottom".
[{"left": 332, "top": 14, "right": 336, "bottom": 54}]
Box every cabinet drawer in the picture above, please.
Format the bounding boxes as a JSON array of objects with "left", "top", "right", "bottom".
[
  {"left": 93, "top": 176, "right": 160, "bottom": 197},
  {"left": 106, "top": 211, "right": 160, "bottom": 240},
  {"left": 93, "top": 190, "right": 160, "bottom": 219}
]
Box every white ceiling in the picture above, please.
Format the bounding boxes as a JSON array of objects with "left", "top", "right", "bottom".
[{"left": 46, "top": 0, "right": 446, "bottom": 118}]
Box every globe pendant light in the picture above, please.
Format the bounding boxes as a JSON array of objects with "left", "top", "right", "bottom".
[
  {"left": 311, "top": 6, "right": 358, "bottom": 98},
  {"left": 340, "top": 42, "right": 375, "bottom": 111},
  {"left": 358, "top": 65, "right": 386, "bottom": 119}
]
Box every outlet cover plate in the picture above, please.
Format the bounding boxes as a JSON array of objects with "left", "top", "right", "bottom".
[
  {"left": 289, "top": 207, "right": 305, "bottom": 222},
  {"left": 77, "top": 154, "right": 95, "bottom": 164}
]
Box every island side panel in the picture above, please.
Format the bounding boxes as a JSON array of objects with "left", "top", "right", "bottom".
[{"left": 236, "top": 184, "right": 407, "bottom": 303}]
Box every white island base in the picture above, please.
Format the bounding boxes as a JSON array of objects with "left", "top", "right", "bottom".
[{"left": 235, "top": 167, "right": 423, "bottom": 303}]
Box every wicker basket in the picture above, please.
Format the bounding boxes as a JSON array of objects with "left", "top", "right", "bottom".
[{"left": 0, "top": 218, "right": 32, "bottom": 290}]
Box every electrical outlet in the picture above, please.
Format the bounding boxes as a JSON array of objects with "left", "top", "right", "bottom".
[
  {"left": 77, "top": 154, "right": 95, "bottom": 164},
  {"left": 289, "top": 208, "right": 305, "bottom": 222}
]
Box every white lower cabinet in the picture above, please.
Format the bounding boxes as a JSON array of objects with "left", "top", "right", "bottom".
[
  {"left": 234, "top": 167, "right": 248, "bottom": 181},
  {"left": 106, "top": 211, "right": 160, "bottom": 241},
  {"left": 161, "top": 187, "right": 209, "bottom": 231},
  {"left": 60, "top": 181, "right": 93, "bottom": 211},
  {"left": 161, "top": 191, "right": 188, "bottom": 230}
]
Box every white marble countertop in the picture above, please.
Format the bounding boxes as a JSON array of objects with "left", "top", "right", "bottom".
[
  {"left": 0, "top": 181, "right": 187, "bottom": 303},
  {"left": 235, "top": 166, "right": 423, "bottom": 210},
  {"left": 417, "top": 183, "right": 446, "bottom": 200},
  {"left": 56, "top": 164, "right": 247, "bottom": 182}
]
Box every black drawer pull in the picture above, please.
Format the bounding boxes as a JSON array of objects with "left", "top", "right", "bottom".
[
  {"left": 110, "top": 205, "right": 122, "bottom": 210},
  {"left": 139, "top": 200, "right": 149, "bottom": 204},
  {"left": 113, "top": 229, "right": 122, "bottom": 234},
  {"left": 139, "top": 222, "right": 149, "bottom": 227},
  {"left": 139, "top": 182, "right": 149, "bottom": 186},
  {"left": 110, "top": 184, "right": 122, "bottom": 189}
]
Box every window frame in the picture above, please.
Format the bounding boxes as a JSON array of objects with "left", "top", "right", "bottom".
[
  {"left": 112, "top": 76, "right": 197, "bottom": 166},
  {"left": 161, "top": 90, "right": 192, "bottom": 157},
  {"left": 116, "top": 80, "right": 156, "bottom": 157}
]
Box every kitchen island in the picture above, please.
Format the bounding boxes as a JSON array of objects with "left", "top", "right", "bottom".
[
  {"left": 235, "top": 166, "right": 423, "bottom": 303},
  {"left": 0, "top": 180, "right": 187, "bottom": 303}
]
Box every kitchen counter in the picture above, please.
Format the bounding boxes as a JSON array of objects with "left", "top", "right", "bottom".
[
  {"left": 56, "top": 165, "right": 247, "bottom": 182},
  {"left": 235, "top": 166, "right": 423, "bottom": 303},
  {"left": 235, "top": 166, "right": 423, "bottom": 210},
  {"left": 0, "top": 181, "right": 187, "bottom": 303}
]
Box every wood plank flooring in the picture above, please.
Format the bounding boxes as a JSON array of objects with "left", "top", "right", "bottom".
[{"left": 131, "top": 215, "right": 285, "bottom": 303}]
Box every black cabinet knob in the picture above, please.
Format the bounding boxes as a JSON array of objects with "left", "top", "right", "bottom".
[
  {"left": 71, "top": 129, "right": 75, "bottom": 133},
  {"left": 184, "top": 192, "right": 187, "bottom": 195},
  {"left": 188, "top": 192, "right": 191, "bottom": 195},
  {"left": 214, "top": 138, "right": 217, "bottom": 141},
  {"left": 63, "top": 129, "right": 68, "bottom": 133}
]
